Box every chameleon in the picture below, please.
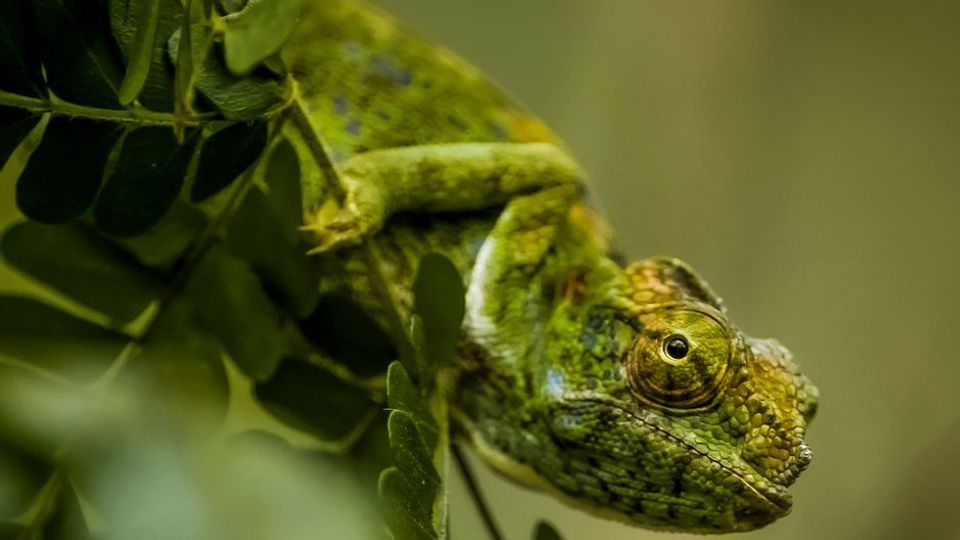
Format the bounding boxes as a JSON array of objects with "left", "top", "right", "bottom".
[{"left": 281, "top": 0, "right": 819, "bottom": 533}]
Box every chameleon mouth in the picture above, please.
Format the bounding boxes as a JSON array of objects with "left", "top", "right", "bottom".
[{"left": 578, "top": 396, "right": 794, "bottom": 516}]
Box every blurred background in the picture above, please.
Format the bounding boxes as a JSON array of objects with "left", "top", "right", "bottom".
[
  {"left": 2, "top": 1, "right": 958, "bottom": 539},
  {"left": 370, "top": 1, "right": 960, "bottom": 539}
]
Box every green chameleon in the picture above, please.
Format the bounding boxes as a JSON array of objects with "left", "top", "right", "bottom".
[{"left": 284, "top": 0, "right": 819, "bottom": 533}]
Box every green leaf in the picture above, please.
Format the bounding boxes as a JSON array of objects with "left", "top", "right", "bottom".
[
  {"left": 169, "top": 27, "right": 284, "bottom": 120},
  {"left": 172, "top": 4, "right": 201, "bottom": 121},
  {"left": 0, "top": 296, "right": 129, "bottom": 383},
  {"left": 225, "top": 139, "right": 318, "bottom": 317},
  {"left": 409, "top": 314, "right": 429, "bottom": 388},
  {"left": 185, "top": 246, "right": 283, "bottom": 381},
  {"left": 222, "top": 0, "right": 302, "bottom": 75},
  {"left": 117, "top": 0, "right": 162, "bottom": 105},
  {"left": 109, "top": 0, "right": 182, "bottom": 111},
  {"left": 378, "top": 467, "right": 437, "bottom": 540},
  {"left": 413, "top": 253, "right": 465, "bottom": 367},
  {"left": 533, "top": 520, "right": 563, "bottom": 540},
  {"left": 32, "top": 0, "right": 125, "bottom": 108},
  {"left": 0, "top": 444, "right": 50, "bottom": 519},
  {"left": 0, "top": 106, "right": 40, "bottom": 170},
  {"left": 133, "top": 296, "right": 229, "bottom": 419},
  {"left": 1, "top": 221, "right": 163, "bottom": 323},
  {"left": 94, "top": 126, "right": 199, "bottom": 237},
  {"left": 298, "top": 294, "right": 396, "bottom": 378},
  {"left": 0, "top": 0, "right": 45, "bottom": 97},
  {"left": 17, "top": 117, "right": 122, "bottom": 224},
  {"left": 388, "top": 410, "right": 440, "bottom": 493},
  {"left": 254, "top": 357, "right": 375, "bottom": 441},
  {"left": 0, "top": 522, "right": 26, "bottom": 540},
  {"left": 111, "top": 201, "right": 207, "bottom": 269},
  {"left": 191, "top": 121, "right": 267, "bottom": 202},
  {"left": 387, "top": 362, "right": 437, "bottom": 436},
  {"left": 44, "top": 480, "right": 91, "bottom": 540}
]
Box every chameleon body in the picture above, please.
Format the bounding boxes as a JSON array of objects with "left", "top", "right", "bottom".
[{"left": 282, "top": 0, "right": 818, "bottom": 533}]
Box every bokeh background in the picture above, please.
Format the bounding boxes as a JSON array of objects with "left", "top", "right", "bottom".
[
  {"left": 1, "top": 1, "right": 958, "bottom": 539},
  {"left": 370, "top": 1, "right": 960, "bottom": 539}
]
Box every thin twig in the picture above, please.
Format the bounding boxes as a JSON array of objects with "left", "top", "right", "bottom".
[
  {"left": 286, "top": 96, "right": 415, "bottom": 371},
  {"left": 0, "top": 90, "right": 216, "bottom": 127},
  {"left": 452, "top": 444, "right": 505, "bottom": 540}
]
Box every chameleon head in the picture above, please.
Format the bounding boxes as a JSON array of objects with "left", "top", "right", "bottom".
[{"left": 539, "top": 257, "right": 818, "bottom": 532}]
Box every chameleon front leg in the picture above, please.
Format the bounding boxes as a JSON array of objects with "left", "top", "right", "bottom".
[
  {"left": 464, "top": 184, "right": 581, "bottom": 360},
  {"left": 303, "top": 142, "right": 583, "bottom": 253}
]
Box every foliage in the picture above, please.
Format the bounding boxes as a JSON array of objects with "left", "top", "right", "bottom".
[
  {"left": 0, "top": 0, "right": 562, "bottom": 538},
  {"left": 379, "top": 254, "right": 465, "bottom": 539}
]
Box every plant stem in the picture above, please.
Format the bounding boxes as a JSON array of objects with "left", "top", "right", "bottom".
[
  {"left": 286, "top": 95, "right": 416, "bottom": 372},
  {"left": 0, "top": 91, "right": 216, "bottom": 126},
  {"left": 452, "top": 444, "right": 505, "bottom": 540}
]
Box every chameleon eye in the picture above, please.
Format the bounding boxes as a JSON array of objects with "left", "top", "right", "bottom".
[
  {"left": 627, "top": 308, "right": 733, "bottom": 409},
  {"left": 664, "top": 335, "right": 689, "bottom": 359}
]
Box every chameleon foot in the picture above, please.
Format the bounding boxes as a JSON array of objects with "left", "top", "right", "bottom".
[{"left": 302, "top": 187, "right": 383, "bottom": 254}]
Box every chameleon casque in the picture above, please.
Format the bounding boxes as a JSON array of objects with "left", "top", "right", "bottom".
[{"left": 282, "top": 0, "right": 819, "bottom": 533}]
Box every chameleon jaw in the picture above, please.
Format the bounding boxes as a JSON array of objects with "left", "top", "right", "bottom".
[
  {"left": 602, "top": 400, "right": 793, "bottom": 506},
  {"left": 557, "top": 394, "right": 797, "bottom": 532}
]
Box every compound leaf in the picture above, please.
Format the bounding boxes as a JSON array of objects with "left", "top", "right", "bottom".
[
  {"left": 94, "top": 126, "right": 199, "bottom": 237},
  {"left": 132, "top": 296, "right": 229, "bottom": 420},
  {"left": 222, "top": 0, "right": 302, "bottom": 75},
  {"left": 226, "top": 138, "right": 319, "bottom": 317},
  {"left": 116, "top": 0, "right": 162, "bottom": 106},
  {"left": 31, "top": 0, "right": 125, "bottom": 108},
  {"left": 388, "top": 410, "right": 440, "bottom": 493},
  {"left": 413, "top": 253, "right": 465, "bottom": 368},
  {"left": 0, "top": 0, "right": 45, "bottom": 97},
  {"left": 254, "top": 357, "right": 375, "bottom": 441},
  {"left": 379, "top": 467, "right": 436, "bottom": 540},
  {"left": 185, "top": 246, "right": 283, "bottom": 381},
  {"left": 169, "top": 28, "right": 283, "bottom": 121},
  {"left": 298, "top": 294, "right": 396, "bottom": 378},
  {"left": 534, "top": 521, "right": 563, "bottom": 540},
  {"left": 112, "top": 201, "right": 207, "bottom": 269},
  {"left": 1, "top": 221, "right": 162, "bottom": 323},
  {"left": 191, "top": 121, "right": 267, "bottom": 202},
  {"left": 17, "top": 117, "right": 122, "bottom": 224},
  {"left": 0, "top": 296, "right": 128, "bottom": 383},
  {"left": 109, "top": 0, "right": 183, "bottom": 111}
]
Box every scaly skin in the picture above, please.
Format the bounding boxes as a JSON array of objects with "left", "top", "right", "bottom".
[{"left": 282, "top": 0, "right": 818, "bottom": 533}]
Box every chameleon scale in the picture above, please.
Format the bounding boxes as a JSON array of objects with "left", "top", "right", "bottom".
[{"left": 282, "top": 0, "right": 818, "bottom": 533}]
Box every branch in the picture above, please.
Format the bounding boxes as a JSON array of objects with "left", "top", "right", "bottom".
[
  {"left": 0, "top": 91, "right": 217, "bottom": 127},
  {"left": 286, "top": 93, "right": 415, "bottom": 371}
]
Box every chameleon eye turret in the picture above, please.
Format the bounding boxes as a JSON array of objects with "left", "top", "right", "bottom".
[{"left": 626, "top": 307, "right": 734, "bottom": 410}]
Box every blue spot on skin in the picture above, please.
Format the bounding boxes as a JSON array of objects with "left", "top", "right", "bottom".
[
  {"left": 345, "top": 118, "right": 361, "bottom": 136},
  {"left": 333, "top": 95, "right": 349, "bottom": 117},
  {"left": 547, "top": 369, "right": 565, "bottom": 398},
  {"left": 341, "top": 41, "right": 364, "bottom": 63},
  {"left": 376, "top": 109, "right": 391, "bottom": 121},
  {"left": 371, "top": 55, "right": 413, "bottom": 87}
]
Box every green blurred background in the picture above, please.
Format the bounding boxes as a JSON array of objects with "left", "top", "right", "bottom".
[
  {"left": 1, "top": 1, "right": 958, "bottom": 539},
  {"left": 370, "top": 1, "right": 960, "bottom": 539}
]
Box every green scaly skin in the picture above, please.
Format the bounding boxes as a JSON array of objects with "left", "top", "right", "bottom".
[{"left": 281, "top": 0, "right": 819, "bottom": 533}]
